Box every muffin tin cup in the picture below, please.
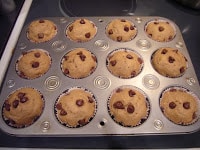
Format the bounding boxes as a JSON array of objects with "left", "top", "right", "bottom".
[
  {"left": 2, "top": 87, "right": 45, "bottom": 129},
  {"left": 159, "top": 86, "right": 199, "bottom": 126},
  {"left": 107, "top": 85, "right": 150, "bottom": 127},
  {"left": 0, "top": 16, "right": 200, "bottom": 136},
  {"left": 54, "top": 86, "right": 97, "bottom": 128}
]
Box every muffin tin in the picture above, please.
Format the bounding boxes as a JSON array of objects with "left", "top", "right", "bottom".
[{"left": 0, "top": 16, "right": 200, "bottom": 136}]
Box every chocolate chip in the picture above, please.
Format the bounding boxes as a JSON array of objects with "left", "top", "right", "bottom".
[
  {"left": 32, "top": 62, "right": 40, "bottom": 68},
  {"left": 22, "top": 51, "right": 28, "bottom": 55},
  {"left": 168, "top": 56, "right": 175, "bottom": 63},
  {"left": 131, "top": 71, "right": 136, "bottom": 77},
  {"left": 124, "top": 26, "right": 129, "bottom": 32},
  {"left": 161, "top": 49, "right": 168, "bottom": 54},
  {"left": 79, "top": 54, "right": 86, "bottom": 61},
  {"left": 127, "top": 104, "right": 135, "bottom": 113},
  {"left": 130, "top": 25, "right": 135, "bottom": 30},
  {"left": 148, "top": 34, "right": 152, "bottom": 37},
  {"left": 20, "top": 96, "right": 28, "bottom": 103},
  {"left": 168, "top": 36, "right": 173, "bottom": 40},
  {"left": 110, "top": 60, "right": 117, "bottom": 66},
  {"left": 92, "top": 55, "right": 97, "bottom": 62},
  {"left": 64, "top": 68, "right": 69, "bottom": 75},
  {"left": 126, "top": 54, "right": 133, "bottom": 59},
  {"left": 80, "top": 19, "right": 85, "bottom": 24},
  {"left": 116, "top": 88, "right": 122, "bottom": 93},
  {"left": 76, "top": 99, "right": 84, "bottom": 106},
  {"left": 38, "top": 33, "right": 44, "bottom": 39},
  {"left": 113, "top": 101, "right": 125, "bottom": 109},
  {"left": 154, "top": 22, "right": 159, "bottom": 25},
  {"left": 121, "top": 19, "right": 126, "bottom": 22},
  {"left": 60, "top": 109, "right": 67, "bottom": 116},
  {"left": 56, "top": 103, "right": 62, "bottom": 110},
  {"left": 158, "top": 26, "right": 164, "bottom": 32},
  {"left": 85, "top": 32, "right": 91, "bottom": 38},
  {"left": 169, "top": 88, "right": 177, "bottom": 92},
  {"left": 19, "top": 72, "right": 26, "bottom": 78},
  {"left": 64, "top": 55, "right": 69, "bottom": 61},
  {"left": 34, "top": 52, "right": 41, "bottom": 58},
  {"left": 169, "top": 102, "right": 176, "bottom": 109},
  {"left": 129, "top": 90, "right": 136, "bottom": 97},
  {"left": 18, "top": 92, "right": 25, "bottom": 99},
  {"left": 69, "top": 26, "right": 73, "bottom": 32},
  {"left": 77, "top": 51, "right": 82, "bottom": 55},
  {"left": 137, "top": 57, "right": 143, "bottom": 64},
  {"left": 12, "top": 100, "right": 19, "bottom": 108},
  {"left": 39, "top": 20, "right": 45, "bottom": 23},
  {"left": 4, "top": 102, "right": 11, "bottom": 111},
  {"left": 78, "top": 118, "right": 87, "bottom": 125},
  {"left": 117, "top": 36, "right": 122, "bottom": 42},
  {"left": 108, "top": 29, "right": 113, "bottom": 35},
  {"left": 183, "top": 102, "right": 190, "bottom": 109},
  {"left": 193, "top": 112, "right": 197, "bottom": 119},
  {"left": 88, "top": 97, "right": 94, "bottom": 103},
  {"left": 90, "top": 66, "right": 95, "bottom": 72},
  {"left": 180, "top": 67, "right": 185, "bottom": 73}
]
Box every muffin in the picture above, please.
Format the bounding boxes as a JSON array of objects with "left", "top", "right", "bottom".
[
  {"left": 61, "top": 48, "right": 97, "bottom": 79},
  {"left": 16, "top": 49, "right": 52, "bottom": 79},
  {"left": 106, "top": 19, "right": 137, "bottom": 42},
  {"left": 2, "top": 87, "right": 44, "bottom": 128},
  {"left": 145, "top": 19, "right": 176, "bottom": 42},
  {"left": 27, "top": 19, "right": 57, "bottom": 43},
  {"left": 107, "top": 48, "right": 143, "bottom": 78},
  {"left": 66, "top": 18, "right": 97, "bottom": 42},
  {"left": 108, "top": 86, "right": 150, "bottom": 127},
  {"left": 151, "top": 47, "right": 187, "bottom": 78},
  {"left": 55, "top": 87, "right": 97, "bottom": 128},
  {"left": 160, "top": 87, "right": 199, "bottom": 125}
]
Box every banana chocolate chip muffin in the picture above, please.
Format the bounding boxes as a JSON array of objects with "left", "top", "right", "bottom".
[
  {"left": 66, "top": 18, "right": 97, "bottom": 42},
  {"left": 151, "top": 47, "right": 187, "bottom": 78},
  {"left": 55, "top": 87, "right": 97, "bottom": 128},
  {"left": 106, "top": 19, "right": 137, "bottom": 42},
  {"left": 16, "top": 49, "right": 52, "bottom": 79},
  {"left": 61, "top": 48, "right": 97, "bottom": 79},
  {"left": 145, "top": 19, "right": 176, "bottom": 42},
  {"left": 107, "top": 48, "right": 143, "bottom": 79},
  {"left": 27, "top": 19, "right": 57, "bottom": 43},
  {"left": 2, "top": 87, "right": 44, "bottom": 128},
  {"left": 160, "top": 87, "right": 199, "bottom": 125},
  {"left": 108, "top": 86, "right": 150, "bottom": 127}
]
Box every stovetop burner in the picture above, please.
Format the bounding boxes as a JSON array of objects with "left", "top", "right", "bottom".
[{"left": 59, "top": 0, "right": 137, "bottom": 17}]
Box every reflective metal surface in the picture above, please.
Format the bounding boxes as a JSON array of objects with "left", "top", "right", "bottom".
[
  {"left": 0, "top": 0, "right": 200, "bottom": 148},
  {"left": 0, "top": 16, "right": 200, "bottom": 136}
]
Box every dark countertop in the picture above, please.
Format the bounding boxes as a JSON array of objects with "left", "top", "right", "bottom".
[
  {"left": 0, "top": 0, "right": 25, "bottom": 59},
  {"left": 0, "top": 0, "right": 200, "bottom": 149}
]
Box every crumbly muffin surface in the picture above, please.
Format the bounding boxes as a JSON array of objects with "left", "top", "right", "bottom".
[
  {"left": 106, "top": 19, "right": 137, "bottom": 42},
  {"left": 66, "top": 18, "right": 97, "bottom": 42},
  {"left": 152, "top": 47, "right": 187, "bottom": 78},
  {"left": 27, "top": 19, "right": 57, "bottom": 43},
  {"left": 145, "top": 20, "right": 175, "bottom": 42},
  {"left": 108, "top": 87, "right": 149, "bottom": 127},
  {"left": 55, "top": 88, "right": 96, "bottom": 127},
  {"left": 3, "top": 87, "right": 44, "bottom": 128},
  {"left": 16, "top": 49, "right": 51, "bottom": 79}
]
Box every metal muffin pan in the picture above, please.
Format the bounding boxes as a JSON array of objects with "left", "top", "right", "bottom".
[{"left": 0, "top": 16, "right": 200, "bottom": 136}]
